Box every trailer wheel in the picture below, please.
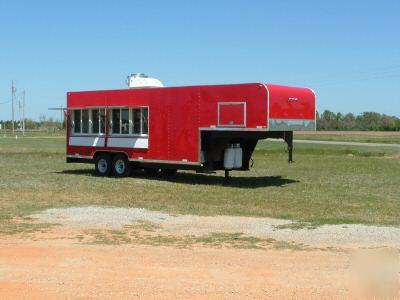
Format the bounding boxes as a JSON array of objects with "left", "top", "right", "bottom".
[
  {"left": 112, "top": 154, "right": 131, "bottom": 177},
  {"left": 161, "top": 169, "right": 177, "bottom": 176},
  {"left": 95, "top": 153, "right": 111, "bottom": 176}
]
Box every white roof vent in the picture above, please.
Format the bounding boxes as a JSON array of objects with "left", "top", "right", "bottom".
[{"left": 126, "top": 73, "right": 164, "bottom": 88}]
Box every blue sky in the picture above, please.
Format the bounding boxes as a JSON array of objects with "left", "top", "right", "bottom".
[{"left": 0, "top": 0, "right": 399, "bottom": 120}]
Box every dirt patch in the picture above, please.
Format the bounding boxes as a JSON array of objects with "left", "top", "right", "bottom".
[
  {"left": 386, "top": 153, "right": 400, "bottom": 160},
  {"left": 1, "top": 232, "right": 399, "bottom": 299},
  {"left": 0, "top": 236, "right": 365, "bottom": 299}
]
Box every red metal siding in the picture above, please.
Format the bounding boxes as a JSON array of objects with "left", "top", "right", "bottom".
[
  {"left": 267, "top": 84, "right": 315, "bottom": 120},
  {"left": 197, "top": 84, "right": 268, "bottom": 129}
]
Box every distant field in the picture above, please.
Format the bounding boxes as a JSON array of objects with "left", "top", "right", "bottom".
[
  {"left": 0, "top": 135, "right": 399, "bottom": 233},
  {"left": 0, "top": 130, "right": 64, "bottom": 138},
  {"left": 295, "top": 131, "right": 400, "bottom": 144}
]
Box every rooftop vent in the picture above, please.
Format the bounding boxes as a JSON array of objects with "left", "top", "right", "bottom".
[{"left": 126, "top": 73, "right": 164, "bottom": 88}]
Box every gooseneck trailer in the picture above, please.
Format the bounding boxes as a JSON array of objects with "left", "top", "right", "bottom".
[{"left": 66, "top": 77, "right": 316, "bottom": 178}]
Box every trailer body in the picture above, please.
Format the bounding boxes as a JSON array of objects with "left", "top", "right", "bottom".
[{"left": 66, "top": 83, "right": 316, "bottom": 176}]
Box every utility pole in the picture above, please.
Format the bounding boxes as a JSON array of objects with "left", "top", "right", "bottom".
[
  {"left": 60, "top": 104, "right": 63, "bottom": 128},
  {"left": 22, "top": 90, "right": 25, "bottom": 136},
  {"left": 11, "top": 81, "right": 16, "bottom": 134},
  {"left": 18, "top": 97, "right": 22, "bottom": 131}
]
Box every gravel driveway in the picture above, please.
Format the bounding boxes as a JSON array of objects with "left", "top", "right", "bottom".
[{"left": 30, "top": 206, "right": 400, "bottom": 248}]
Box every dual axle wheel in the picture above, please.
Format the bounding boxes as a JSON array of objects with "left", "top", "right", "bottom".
[
  {"left": 95, "top": 153, "right": 130, "bottom": 177},
  {"left": 94, "top": 154, "right": 177, "bottom": 177}
]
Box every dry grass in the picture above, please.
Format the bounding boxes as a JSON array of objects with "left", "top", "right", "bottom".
[{"left": 79, "top": 227, "right": 310, "bottom": 251}]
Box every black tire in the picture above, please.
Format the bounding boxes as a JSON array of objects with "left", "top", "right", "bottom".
[
  {"left": 112, "top": 154, "right": 131, "bottom": 177},
  {"left": 161, "top": 169, "right": 178, "bottom": 176},
  {"left": 95, "top": 153, "right": 111, "bottom": 176},
  {"left": 144, "top": 168, "right": 159, "bottom": 176}
]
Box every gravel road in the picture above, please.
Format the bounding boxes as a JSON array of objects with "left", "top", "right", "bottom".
[
  {"left": 294, "top": 139, "right": 400, "bottom": 148},
  {"left": 266, "top": 138, "right": 400, "bottom": 148},
  {"left": 30, "top": 206, "right": 400, "bottom": 248}
]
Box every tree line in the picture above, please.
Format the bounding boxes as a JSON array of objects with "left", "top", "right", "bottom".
[
  {"left": 317, "top": 111, "right": 400, "bottom": 131},
  {"left": 0, "top": 111, "right": 399, "bottom": 131},
  {"left": 0, "top": 115, "right": 65, "bottom": 131}
]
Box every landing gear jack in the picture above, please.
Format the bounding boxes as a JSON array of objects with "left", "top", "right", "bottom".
[
  {"left": 284, "top": 131, "right": 294, "bottom": 163},
  {"left": 224, "top": 169, "right": 230, "bottom": 184}
]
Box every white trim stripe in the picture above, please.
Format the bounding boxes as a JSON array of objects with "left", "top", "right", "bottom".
[
  {"left": 69, "top": 136, "right": 148, "bottom": 148},
  {"left": 128, "top": 158, "right": 201, "bottom": 166},
  {"left": 268, "top": 118, "right": 316, "bottom": 131},
  {"left": 107, "top": 137, "right": 148, "bottom": 148},
  {"left": 67, "top": 154, "right": 93, "bottom": 159},
  {"left": 200, "top": 127, "right": 266, "bottom": 132},
  {"left": 69, "top": 136, "right": 105, "bottom": 147}
]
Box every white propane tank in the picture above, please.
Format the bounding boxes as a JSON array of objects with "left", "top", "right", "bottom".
[
  {"left": 224, "top": 144, "right": 235, "bottom": 170},
  {"left": 233, "top": 143, "right": 243, "bottom": 169}
]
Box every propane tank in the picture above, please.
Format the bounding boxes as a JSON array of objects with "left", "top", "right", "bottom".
[
  {"left": 233, "top": 143, "right": 243, "bottom": 169},
  {"left": 224, "top": 144, "right": 235, "bottom": 170}
]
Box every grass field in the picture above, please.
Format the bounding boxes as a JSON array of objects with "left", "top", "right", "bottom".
[
  {"left": 0, "top": 135, "right": 399, "bottom": 234},
  {"left": 295, "top": 131, "right": 400, "bottom": 144}
]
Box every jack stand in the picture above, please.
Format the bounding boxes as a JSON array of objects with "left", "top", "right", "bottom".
[
  {"left": 284, "top": 131, "right": 294, "bottom": 163},
  {"left": 224, "top": 169, "right": 230, "bottom": 184}
]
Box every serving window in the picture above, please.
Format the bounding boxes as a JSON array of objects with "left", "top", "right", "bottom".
[
  {"left": 111, "top": 109, "right": 121, "bottom": 134},
  {"left": 110, "top": 107, "right": 148, "bottom": 136},
  {"left": 121, "top": 109, "right": 129, "bottom": 134},
  {"left": 73, "top": 110, "right": 81, "bottom": 134},
  {"left": 71, "top": 107, "right": 148, "bottom": 136},
  {"left": 71, "top": 108, "right": 106, "bottom": 135},
  {"left": 133, "top": 107, "right": 148, "bottom": 135},
  {"left": 82, "top": 109, "right": 89, "bottom": 134},
  {"left": 141, "top": 108, "right": 149, "bottom": 135}
]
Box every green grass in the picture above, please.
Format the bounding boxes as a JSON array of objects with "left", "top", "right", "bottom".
[
  {"left": 0, "top": 135, "right": 399, "bottom": 233},
  {"left": 295, "top": 131, "right": 400, "bottom": 144}
]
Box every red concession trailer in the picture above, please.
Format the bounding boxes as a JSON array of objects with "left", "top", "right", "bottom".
[{"left": 66, "top": 82, "right": 316, "bottom": 178}]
